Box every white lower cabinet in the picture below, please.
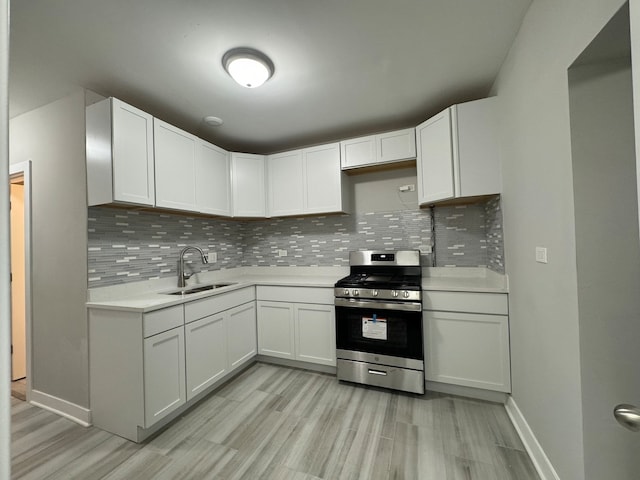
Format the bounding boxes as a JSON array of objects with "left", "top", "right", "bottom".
[
  {"left": 256, "top": 301, "right": 296, "bottom": 359},
  {"left": 143, "top": 326, "right": 187, "bottom": 427},
  {"left": 227, "top": 302, "right": 258, "bottom": 370},
  {"left": 423, "top": 291, "right": 511, "bottom": 393},
  {"left": 183, "top": 287, "right": 257, "bottom": 398},
  {"left": 256, "top": 286, "right": 336, "bottom": 367},
  {"left": 184, "top": 300, "right": 257, "bottom": 401},
  {"left": 185, "top": 312, "right": 227, "bottom": 401},
  {"left": 89, "top": 286, "right": 257, "bottom": 442},
  {"left": 295, "top": 304, "right": 336, "bottom": 366}
]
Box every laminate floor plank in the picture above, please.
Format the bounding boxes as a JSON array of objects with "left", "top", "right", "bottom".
[
  {"left": 13, "top": 427, "right": 114, "bottom": 480},
  {"left": 41, "top": 436, "right": 143, "bottom": 480},
  {"left": 10, "top": 363, "right": 540, "bottom": 480},
  {"left": 152, "top": 438, "right": 237, "bottom": 480}
]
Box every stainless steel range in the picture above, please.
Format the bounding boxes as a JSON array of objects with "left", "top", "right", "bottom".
[{"left": 334, "top": 250, "right": 424, "bottom": 394}]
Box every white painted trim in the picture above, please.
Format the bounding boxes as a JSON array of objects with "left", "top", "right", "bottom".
[
  {"left": 505, "top": 396, "right": 560, "bottom": 480},
  {"left": 9, "top": 161, "right": 32, "bottom": 402},
  {"left": 425, "top": 380, "right": 508, "bottom": 403},
  {"left": 0, "top": 2, "right": 10, "bottom": 476},
  {"left": 256, "top": 355, "right": 337, "bottom": 375},
  {"left": 30, "top": 389, "right": 92, "bottom": 427}
]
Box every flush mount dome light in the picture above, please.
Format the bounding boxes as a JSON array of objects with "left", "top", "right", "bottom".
[{"left": 222, "top": 47, "right": 274, "bottom": 88}]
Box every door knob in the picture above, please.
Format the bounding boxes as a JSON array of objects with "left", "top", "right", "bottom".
[{"left": 613, "top": 404, "right": 640, "bottom": 432}]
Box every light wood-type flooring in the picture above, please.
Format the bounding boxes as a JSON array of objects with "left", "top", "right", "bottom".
[{"left": 11, "top": 363, "right": 540, "bottom": 479}]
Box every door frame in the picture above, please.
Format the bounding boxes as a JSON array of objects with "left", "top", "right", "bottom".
[{"left": 10, "top": 160, "right": 32, "bottom": 401}]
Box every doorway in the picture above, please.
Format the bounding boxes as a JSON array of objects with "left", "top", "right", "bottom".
[
  {"left": 568, "top": 3, "right": 640, "bottom": 478},
  {"left": 9, "top": 161, "right": 31, "bottom": 402}
]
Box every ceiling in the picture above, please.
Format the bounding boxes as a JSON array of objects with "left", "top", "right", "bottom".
[{"left": 9, "top": 0, "right": 531, "bottom": 154}]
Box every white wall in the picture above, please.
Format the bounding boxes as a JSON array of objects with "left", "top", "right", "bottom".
[
  {"left": 350, "top": 166, "right": 419, "bottom": 213},
  {"left": 493, "top": 0, "right": 627, "bottom": 478},
  {"left": 569, "top": 55, "right": 640, "bottom": 479},
  {"left": 9, "top": 90, "right": 88, "bottom": 408}
]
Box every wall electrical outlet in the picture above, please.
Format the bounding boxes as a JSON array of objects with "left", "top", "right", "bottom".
[
  {"left": 422, "top": 245, "right": 433, "bottom": 254},
  {"left": 535, "top": 246, "right": 548, "bottom": 264},
  {"left": 278, "top": 249, "right": 287, "bottom": 257},
  {"left": 209, "top": 252, "right": 217, "bottom": 263}
]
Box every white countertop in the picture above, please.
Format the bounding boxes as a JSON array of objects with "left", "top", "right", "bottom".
[
  {"left": 87, "top": 266, "right": 508, "bottom": 313},
  {"left": 421, "top": 267, "right": 508, "bottom": 293},
  {"left": 86, "top": 266, "right": 347, "bottom": 313}
]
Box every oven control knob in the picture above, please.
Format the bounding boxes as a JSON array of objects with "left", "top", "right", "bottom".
[
  {"left": 353, "top": 289, "right": 359, "bottom": 296},
  {"left": 343, "top": 289, "right": 350, "bottom": 296},
  {"left": 403, "top": 290, "right": 410, "bottom": 298},
  {"left": 392, "top": 290, "right": 399, "bottom": 298},
  {"left": 372, "top": 289, "right": 378, "bottom": 297}
]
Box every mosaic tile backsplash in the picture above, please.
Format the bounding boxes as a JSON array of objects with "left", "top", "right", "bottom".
[{"left": 88, "top": 198, "right": 505, "bottom": 288}]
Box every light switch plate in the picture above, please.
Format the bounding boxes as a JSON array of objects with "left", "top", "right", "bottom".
[
  {"left": 278, "top": 249, "right": 287, "bottom": 257},
  {"left": 535, "top": 246, "right": 548, "bottom": 264}
]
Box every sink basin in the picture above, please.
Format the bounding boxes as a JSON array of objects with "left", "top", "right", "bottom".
[{"left": 163, "top": 283, "right": 236, "bottom": 295}]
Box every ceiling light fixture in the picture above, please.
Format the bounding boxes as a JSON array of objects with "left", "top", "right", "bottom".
[
  {"left": 222, "top": 47, "right": 274, "bottom": 88},
  {"left": 203, "top": 115, "right": 223, "bottom": 127}
]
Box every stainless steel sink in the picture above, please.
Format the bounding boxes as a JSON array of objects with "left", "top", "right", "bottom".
[{"left": 163, "top": 282, "right": 236, "bottom": 295}]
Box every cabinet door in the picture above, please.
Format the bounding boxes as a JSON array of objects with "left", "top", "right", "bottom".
[
  {"left": 416, "top": 109, "right": 455, "bottom": 204},
  {"left": 196, "top": 141, "right": 231, "bottom": 216},
  {"left": 256, "top": 301, "right": 295, "bottom": 359},
  {"left": 454, "top": 98, "right": 501, "bottom": 198},
  {"left": 303, "top": 143, "right": 345, "bottom": 214},
  {"left": 154, "top": 119, "right": 197, "bottom": 211},
  {"left": 267, "top": 150, "right": 304, "bottom": 217},
  {"left": 340, "top": 135, "right": 376, "bottom": 169},
  {"left": 111, "top": 98, "right": 155, "bottom": 206},
  {"left": 185, "top": 313, "right": 227, "bottom": 401},
  {"left": 143, "top": 326, "right": 186, "bottom": 427},
  {"left": 227, "top": 302, "right": 257, "bottom": 371},
  {"left": 294, "top": 303, "right": 336, "bottom": 366},
  {"left": 231, "top": 153, "right": 266, "bottom": 217},
  {"left": 377, "top": 128, "right": 416, "bottom": 163},
  {"left": 423, "top": 311, "right": 511, "bottom": 392}
]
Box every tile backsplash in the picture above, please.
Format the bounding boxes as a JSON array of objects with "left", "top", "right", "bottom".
[{"left": 88, "top": 197, "right": 505, "bottom": 288}]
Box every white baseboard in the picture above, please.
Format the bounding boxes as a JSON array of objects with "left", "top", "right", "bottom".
[
  {"left": 256, "top": 355, "right": 337, "bottom": 375},
  {"left": 505, "top": 396, "right": 560, "bottom": 480},
  {"left": 425, "top": 381, "right": 508, "bottom": 403},
  {"left": 30, "top": 389, "right": 91, "bottom": 427}
]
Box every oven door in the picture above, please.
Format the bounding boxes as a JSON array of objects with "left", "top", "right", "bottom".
[{"left": 334, "top": 299, "right": 423, "bottom": 361}]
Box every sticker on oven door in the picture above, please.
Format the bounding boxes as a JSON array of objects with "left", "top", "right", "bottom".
[{"left": 362, "top": 314, "right": 387, "bottom": 340}]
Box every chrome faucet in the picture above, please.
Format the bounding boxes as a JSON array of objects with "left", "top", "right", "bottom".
[{"left": 177, "top": 246, "right": 209, "bottom": 288}]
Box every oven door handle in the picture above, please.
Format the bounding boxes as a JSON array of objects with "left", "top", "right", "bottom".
[{"left": 334, "top": 297, "right": 422, "bottom": 312}]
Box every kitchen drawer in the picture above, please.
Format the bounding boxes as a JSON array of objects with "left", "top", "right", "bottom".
[
  {"left": 143, "top": 305, "right": 184, "bottom": 338},
  {"left": 256, "top": 285, "right": 333, "bottom": 304},
  {"left": 184, "top": 286, "right": 255, "bottom": 323},
  {"left": 422, "top": 291, "right": 508, "bottom": 315}
]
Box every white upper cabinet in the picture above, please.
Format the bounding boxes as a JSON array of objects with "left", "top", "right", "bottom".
[
  {"left": 86, "top": 97, "right": 155, "bottom": 206},
  {"left": 340, "top": 127, "right": 416, "bottom": 170},
  {"left": 196, "top": 141, "right": 232, "bottom": 216},
  {"left": 340, "top": 134, "right": 377, "bottom": 169},
  {"left": 416, "top": 97, "right": 501, "bottom": 205},
  {"left": 303, "top": 142, "right": 348, "bottom": 214},
  {"left": 156, "top": 120, "right": 232, "bottom": 215},
  {"left": 154, "top": 119, "right": 197, "bottom": 212},
  {"left": 267, "top": 142, "right": 348, "bottom": 217},
  {"left": 231, "top": 152, "right": 267, "bottom": 217},
  {"left": 267, "top": 149, "right": 304, "bottom": 217}
]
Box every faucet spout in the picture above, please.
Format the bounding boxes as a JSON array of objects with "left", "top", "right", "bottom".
[{"left": 177, "top": 246, "right": 209, "bottom": 288}]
